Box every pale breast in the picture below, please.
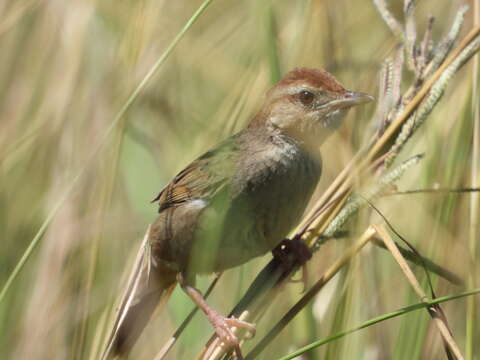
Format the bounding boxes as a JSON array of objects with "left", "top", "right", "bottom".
[
  {"left": 194, "top": 132, "right": 321, "bottom": 273},
  {"left": 236, "top": 135, "right": 321, "bottom": 250},
  {"left": 154, "top": 131, "right": 321, "bottom": 275}
]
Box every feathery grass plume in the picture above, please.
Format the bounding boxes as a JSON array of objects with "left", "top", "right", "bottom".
[
  {"left": 425, "top": 5, "right": 470, "bottom": 78},
  {"left": 318, "top": 154, "right": 423, "bottom": 246},
  {"left": 2, "top": 1, "right": 480, "bottom": 359},
  {"left": 372, "top": 0, "right": 405, "bottom": 41},
  {"left": 198, "top": 3, "right": 480, "bottom": 359},
  {"left": 384, "top": 33, "right": 480, "bottom": 168}
]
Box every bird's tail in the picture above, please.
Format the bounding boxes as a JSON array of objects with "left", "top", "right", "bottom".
[{"left": 101, "top": 228, "right": 177, "bottom": 359}]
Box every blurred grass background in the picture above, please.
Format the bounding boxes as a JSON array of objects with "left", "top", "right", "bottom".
[{"left": 0, "top": 0, "right": 478, "bottom": 359}]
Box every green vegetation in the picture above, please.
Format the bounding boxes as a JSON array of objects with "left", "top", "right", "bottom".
[{"left": 0, "top": 1, "right": 478, "bottom": 359}]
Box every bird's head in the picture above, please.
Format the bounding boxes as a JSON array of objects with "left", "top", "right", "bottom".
[{"left": 250, "top": 68, "right": 373, "bottom": 146}]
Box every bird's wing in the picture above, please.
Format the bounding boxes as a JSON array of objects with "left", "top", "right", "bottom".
[{"left": 152, "top": 136, "right": 239, "bottom": 212}]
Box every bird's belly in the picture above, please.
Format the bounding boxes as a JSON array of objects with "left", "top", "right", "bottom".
[
  {"left": 188, "top": 193, "right": 268, "bottom": 273},
  {"left": 152, "top": 147, "right": 321, "bottom": 275},
  {"left": 190, "top": 153, "right": 321, "bottom": 273}
]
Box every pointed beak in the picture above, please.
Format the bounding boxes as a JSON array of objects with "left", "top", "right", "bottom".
[{"left": 330, "top": 90, "right": 374, "bottom": 109}]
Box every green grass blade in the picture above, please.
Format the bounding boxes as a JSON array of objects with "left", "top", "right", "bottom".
[
  {"left": 278, "top": 289, "right": 480, "bottom": 360},
  {"left": 0, "top": 0, "right": 214, "bottom": 305}
]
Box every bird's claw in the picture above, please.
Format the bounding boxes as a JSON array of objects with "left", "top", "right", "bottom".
[{"left": 208, "top": 311, "right": 256, "bottom": 349}]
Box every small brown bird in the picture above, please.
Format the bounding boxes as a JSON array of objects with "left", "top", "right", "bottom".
[{"left": 102, "top": 68, "right": 372, "bottom": 358}]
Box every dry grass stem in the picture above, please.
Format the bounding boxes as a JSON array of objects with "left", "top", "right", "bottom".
[
  {"left": 242, "top": 227, "right": 378, "bottom": 360},
  {"left": 320, "top": 154, "right": 422, "bottom": 242},
  {"left": 154, "top": 275, "right": 221, "bottom": 360},
  {"left": 299, "top": 24, "right": 480, "bottom": 249},
  {"left": 3, "top": 1, "right": 479, "bottom": 359},
  {"left": 193, "top": 5, "right": 480, "bottom": 359},
  {"left": 466, "top": 2, "right": 480, "bottom": 359},
  {"left": 374, "top": 225, "right": 464, "bottom": 360}
]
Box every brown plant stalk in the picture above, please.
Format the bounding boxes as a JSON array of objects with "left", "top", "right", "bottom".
[{"left": 196, "top": 19, "right": 480, "bottom": 360}]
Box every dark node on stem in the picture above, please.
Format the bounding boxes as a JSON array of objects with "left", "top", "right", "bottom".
[{"left": 272, "top": 237, "right": 312, "bottom": 281}]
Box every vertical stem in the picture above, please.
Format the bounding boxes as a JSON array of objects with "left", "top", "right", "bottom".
[
  {"left": 0, "top": 0, "right": 215, "bottom": 306},
  {"left": 243, "top": 227, "right": 377, "bottom": 360},
  {"left": 265, "top": 5, "right": 281, "bottom": 84},
  {"left": 466, "top": 3, "right": 479, "bottom": 360},
  {"left": 374, "top": 226, "right": 464, "bottom": 360}
]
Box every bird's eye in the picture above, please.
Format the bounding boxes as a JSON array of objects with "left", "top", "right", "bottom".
[{"left": 298, "top": 90, "right": 315, "bottom": 105}]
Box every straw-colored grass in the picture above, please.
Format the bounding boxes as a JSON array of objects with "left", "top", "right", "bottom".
[{"left": 1, "top": 1, "right": 478, "bottom": 359}]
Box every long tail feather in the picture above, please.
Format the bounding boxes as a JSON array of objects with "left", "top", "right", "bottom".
[{"left": 101, "top": 227, "right": 176, "bottom": 359}]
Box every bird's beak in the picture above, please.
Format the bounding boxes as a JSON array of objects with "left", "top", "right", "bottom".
[{"left": 330, "top": 90, "right": 374, "bottom": 109}]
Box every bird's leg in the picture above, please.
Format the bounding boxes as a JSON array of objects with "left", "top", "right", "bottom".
[
  {"left": 178, "top": 273, "right": 256, "bottom": 356},
  {"left": 272, "top": 237, "right": 312, "bottom": 289}
]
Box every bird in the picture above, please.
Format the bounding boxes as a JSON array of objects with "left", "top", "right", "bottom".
[{"left": 101, "top": 67, "right": 373, "bottom": 359}]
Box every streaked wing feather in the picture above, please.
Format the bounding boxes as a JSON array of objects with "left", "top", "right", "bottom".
[{"left": 152, "top": 138, "right": 239, "bottom": 212}]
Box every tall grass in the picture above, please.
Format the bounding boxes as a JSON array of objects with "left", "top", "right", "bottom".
[{"left": 0, "top": 1, "right": 478, "bottom": 359}]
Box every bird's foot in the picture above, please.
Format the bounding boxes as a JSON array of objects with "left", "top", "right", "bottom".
[
  {"left": 180, "top": 279, "right": 255, "bottom": 358},
  {"left": 207, "top": 311, "right": 256, "bottom": 345},
  {"left": 207, "top": 311, "right": 256, "bottom": 359}
]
